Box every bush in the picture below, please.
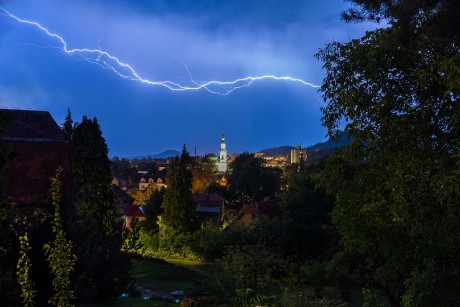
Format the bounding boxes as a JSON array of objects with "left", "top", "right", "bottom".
[
  {"left": 215, "top": 244, "right": 295, "bottom": 294},
  {"left": 191, "top": 222, "right": 245, "bottom": 261},
  {"left": 300, "top": 260, "right": 327, "bottom": 298},
  {"left": 139, "top": 231, "right": 159, "bottom": 251}
]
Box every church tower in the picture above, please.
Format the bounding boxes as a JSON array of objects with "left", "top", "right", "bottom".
[
  {"left": 217, "top": 133, "right": 228, "bottom": 172},
  {"left": 219, "top": 134, "right": 227, "bottom": 162}
]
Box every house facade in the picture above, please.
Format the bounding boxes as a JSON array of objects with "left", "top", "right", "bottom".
[
  {"left": 238, "top": 200, "right": 282, "bottom": 227},
  {"left": 0, "top": 109, "right": 71, "bottom": 205},
  {"left": 193, "top": 193, "right": 225, "bottom": 225}
]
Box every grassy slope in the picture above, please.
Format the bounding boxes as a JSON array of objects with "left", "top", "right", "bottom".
[
  {"left": 82, "top": 258, "right": 216, "bottom": 307},
  {"left": 132, "top": 258, "right": 214, "bottom": 293}
]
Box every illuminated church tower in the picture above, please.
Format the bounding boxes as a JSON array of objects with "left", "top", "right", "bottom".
[{"left": 217, "top": 133, "right": 228, "bottom": 172}]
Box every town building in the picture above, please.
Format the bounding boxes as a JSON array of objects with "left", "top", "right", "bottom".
[
  {"left": 0, "top": 109, "right": 71, "bottom": 205},
  {"left": 193, "top": 193, "right": 225, "bottom": 225},
  {"left": 139, "top": 177, "right": 165, "bottom": 190},
  {"left": 290, "top": 144, "right": 307, "bottom": 164},
  {"left": 238, "top": 200, "right": 282, "bottom": 227}
]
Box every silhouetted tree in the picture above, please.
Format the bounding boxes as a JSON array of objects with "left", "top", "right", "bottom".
[
  {"left": 317, "top": 1, "right": 460, "bottom": 305},
  {"left": 62, "top": 108, "right": 73, "bottom": 142},
  {"left": 0, "top": 113, "right": 20, "bottom": 306},
  {"left": 161, "top": 146, "right": 199, "bottom": 234},
  {"left": 70, "top": 116, "right": 132, "bottom": 303},
  {"left": 227, "top": 153, "right": 281, "bottom": 208},
  {"left": 281, "top": 165, "right": 333, "bottom": 261},
  {"left": 142, "top": 187, "right": 166, "bottom": 233}
]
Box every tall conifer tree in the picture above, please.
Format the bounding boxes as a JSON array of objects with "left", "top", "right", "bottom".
[
  {"left": 161, "top": 145, "right": 199, "bottom": 234},
  {"left": 62, "top": 108, "right": 73, "bottom": 142},
  {"left": 70, "top": 116, "right": 131, "bottom": 302}
]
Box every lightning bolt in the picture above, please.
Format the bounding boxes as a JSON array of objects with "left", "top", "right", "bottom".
[{"left": 1, "top": 7, "right": 320, "bottom": 95}]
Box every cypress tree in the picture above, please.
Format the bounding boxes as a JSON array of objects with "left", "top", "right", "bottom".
[
  {"left": 70, "top": 116, "right": 131, "bottom": 302},
  {"left": 161, "top": 145, "right": 199, "bottom": 234},
  {"left": 62, "top": 108, "right": 73, "bottom": 142}
]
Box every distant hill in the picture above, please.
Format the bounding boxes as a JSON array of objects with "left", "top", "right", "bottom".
[
  {"left": 130, "top": 149, "right": 181, "bottom": 159},
  {"left": 307, "top": 131, "right": 351, "bottom": 151},
  {"left": 258, "top": 131, "right": 352, "bottom": 157},
  {"left": 258, "top": 146, "right": 295, "bottom": 156}
]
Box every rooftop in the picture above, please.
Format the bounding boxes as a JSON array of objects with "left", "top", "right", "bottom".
[
  {"left": 0, "top": 109, "right": 67, "bottom": 143},
  {"left": 239, "top": 200, "right": 282, "bottom": 219}
]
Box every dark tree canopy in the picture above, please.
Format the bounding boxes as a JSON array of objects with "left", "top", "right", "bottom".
[
  {"left": 317, "top": 1, "right": 459, "bottom": 305},
  {"left": 0, "top": 114, "right": 20, "bottom": 306},
  {"left": 343, "top": 0, "right": 460, "bottom": 42},
  {"left": 62, "top": 108, "right": 73, "bottom": 142},
  {"left": 191, "top": 155, "right": 217, "bottom": 193},
  {"left": 70, "top": 116, "right": 132, "bottom": 303},
  {"left": 161, "top": 145, "right": 200, "bottom": 234},
  {"left": 281, "top": 166, "right": 333, "bottom": 261},
  {"left": 227, "top": 153, "right": 281, "bottom": 207}
]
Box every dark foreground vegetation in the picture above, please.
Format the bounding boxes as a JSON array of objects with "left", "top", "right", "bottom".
[{"left": 1, "top": 0, "right": 459, "bottom": 306}]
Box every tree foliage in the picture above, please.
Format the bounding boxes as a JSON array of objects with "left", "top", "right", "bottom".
[
  {"left": 131, "top": 183, "right": 163, "bottom": 206},
  {"left": 0, "top": 114, "right": 20, "bottom": 306},
  {"left": 161, "top": 146, "right": 200, "bottom": 235},
  {"left": 62, "top": 108, "right": 74, "bottom": 142},
  {"left": 121, "top": 217, "right": 142, "bottom": 254},
  {"left": 227, "top": 153, "right": 281, "bottom": 207},
  {"left": 316, "top": 1, "right": 460, "bottom": 305},
  {"left": 191, "top": 155, "right": 217, "bottom": 193},
  {"left": 17, "top": 234, "right": 36, "bottom": 307},
  {"left": 141, "top": 187, "right": 166, "bottom": 233},
  {"left": 70, "top": 116, "right": 132, "bottom": 302},
  {"left": 216, "top": 244, "right": 294, "bottom": 295},
  {"left": 43, "top": 167, "right": 76, "bottom": 307},
  {"left": 281, "top": 165, "right": 334, "bottom": 261}
]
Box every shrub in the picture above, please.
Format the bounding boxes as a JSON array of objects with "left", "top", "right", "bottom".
[{"left": 216, "top": 244, "right": 295, "bottom": 294}]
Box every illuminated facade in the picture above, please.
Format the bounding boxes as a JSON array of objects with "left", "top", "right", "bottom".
[{"left": 216, "top": 133, "right": 228, "bottom": 172}]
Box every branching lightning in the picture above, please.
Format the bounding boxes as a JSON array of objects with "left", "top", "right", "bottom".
[{"left": 1, "top": 7, "right": 320, "bottom": 95}]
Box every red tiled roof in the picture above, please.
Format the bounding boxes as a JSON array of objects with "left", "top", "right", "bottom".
[
  {"left": 0, "top": 109, "right": 67, "bottom": 142},
  {"left": 125, "top": 204, "right": 145, "bottom": 217},
  {"left": 239, "top": 200, "right": 282, "bottom": 219}
]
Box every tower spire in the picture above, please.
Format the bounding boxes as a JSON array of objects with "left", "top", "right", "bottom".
[{"left": 217, "top": 133, "right": 228, "bottom": 172}]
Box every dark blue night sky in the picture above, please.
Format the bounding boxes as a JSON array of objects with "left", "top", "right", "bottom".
[{"left": 0, "top": 0, "right": 376, "bottom": 157}]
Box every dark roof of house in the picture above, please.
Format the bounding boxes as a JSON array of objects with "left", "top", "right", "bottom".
[
  {"left": 193, "top": 193, "right": 224, "bottom": 207},
  {"left": 238, "top": 200, "right": 282, "bottom": 219},
  {"left": 0, "top": 109, "right": 67, "bottom": 142},
  {"left": 196, "top": 207, "right": 221, "bottom": 213},
  {"left": 112, "top": 184, "right": 135, "bottom": 203},
  {"left": 125, "top": 204, "right": 145, "bottom": 217}
]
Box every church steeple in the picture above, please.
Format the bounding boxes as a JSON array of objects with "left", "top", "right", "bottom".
[
  {"left": 217, "top": 133, "right": 228, "bottom": 172},
  {"left": 219, "top": 133, "right": 227, "bottom": 162}
]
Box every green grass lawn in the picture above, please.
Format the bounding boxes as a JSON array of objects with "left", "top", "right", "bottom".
[
  {"left": 132, "top": 258, "right": 215, "bottom": 294},
  {"left": 163, "top": 258, "right": 217, "bottom": 278},
  {"left": 81, "top": 257, "right": 217, "bottom": 307}
]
